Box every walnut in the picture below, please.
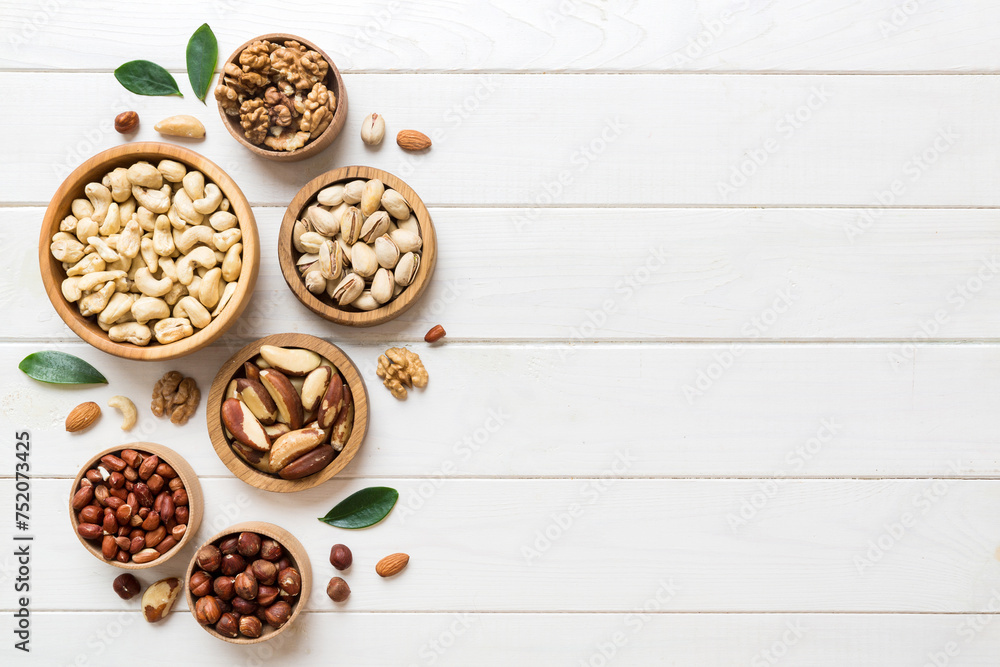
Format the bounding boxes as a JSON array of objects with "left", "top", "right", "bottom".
[
  {"left": 376, "top": 347, "right": 428, "bottom": 400},
  {"left": 263, "top": 86, "right": 297, "bottom": 128},
  {"left": 238, "top": 40, "right": 275, "bottom": 75},
  {"left": 263, "top": 128, "right": 309, "bottom": 152},
  {"left": 299, "top": 82, "right": 336, "bottom": 135},
  {"left": 239, "top": 99, "right": 270, "bottom": 145},
  {"left": 221, "top": 62, "right": 267, "bottom": 96},
  {"left": 215, "top": 83, "right": 241, "bottom": 116},
  {"left": 270, "top": 40, "right": 328, "bottom": 91},
  {"left": 150, "top": 372, "right": 201, "bottom": 425}
]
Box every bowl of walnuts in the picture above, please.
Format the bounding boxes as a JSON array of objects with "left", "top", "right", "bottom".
[{"left": 215, "top": 33, "right": 348, "bottom": 162}]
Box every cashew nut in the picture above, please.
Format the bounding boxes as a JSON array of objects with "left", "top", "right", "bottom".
[
  {"left": 98, "top": 202, "right": 121, "bottom": 236},
  {"left": 134, "top": 267, "right": 173, "bottom": 297},
  {"left": 176, "top": 225, "right": 215, "bottom": 254},
  {"left": 182, "top": 170, "right": 205, "bottom": 200},
  {"left": 197, "top": 267, "right": 223, "bottom": 308},
  {"left": 79, "top": 281, "right": 115, "bottom": 316},
  {"left": 131, "top": 296, "right": 170, "bottom": 324},
  {"left": 117, "top": 219, "right": 141, "bottom": 259},
  {"left": 107, "top": 395, "right": 138, "bottom": 430},
  {"left": 176, "top": 246, "right": 217, "bottom": 285},
  {"left": 66, "top": 253, "right": 105, "bottom": 276},
  {"left": 109, "top": 322, "right": 152, "bottom": 346},
  {"left": 192, "top": 183, "right": 222, "bottom": 214},
  {"left": 139, "top": 237, "right": 159, "bottom": 275},
  {"left": 132, "top": 185, "right": 170, "bottom": 213},
  {"left": 86, "top": 236, "right": 121, "bottom": 263},
  {"left": 212, "top": 281, "right": 237, "bottom": 317},
  {"left": 136, "top": 206, "right": 156, "bottom": 232},
  {"left": 172, "top": 189, "right": 204, "bottom": 225},
  {"left": 119, "top": 198, "right": 136, "bottom": 223},
  {"left": 71, "top": 198, "right": 94, "bottom": 220},
  {"left": 221, "top": 243, "right": 242, "bottom": 282},
  {"left": 126, "top": 162, "right": 162, "bottom": 189},
  {"left": 174, "top": 295, "right": 211, "bottom": 328},
  {"left": 163, "top": 281, "right": 187, "bottom": 306},
  {"left": 84, "top": 183, "right": 111, "bottom": 223},
  {"left": 77, "top": 270, "right": 127, "bottom": 292},
  {"left": 74, "top": 217, "right": 98, "bottom": 245},
  {"left": 158, "top": 256, "right": 178, "bottom": 281},
  {"left": 98, "top": 292, "right": 136, "bottom": 328},
  {"left": 108, "top": 168, "right": 131, "bottom": 202},
  {"left": 157, "top": 159, "right": 187, "bottom": 183},
  {"left": 209, "top": 211, "right": 237, "bottom": 231},
  {"left": 213, "top": 228, "right": 241, "bottom": 252},
  {"left": 61, "top": 277, "right": 83, "bottom": 302},
  {"left": 50, "top": 237, "right": 85, "bottom": 263},
  {"left": 152, "top": 215, "right": 175, "bottom": 257},
  {"left": 60, "top": 215, "right": 77, "bottom": 233},
  {"left": 153, "top": 317, "right": 193, "bottom": 344}
]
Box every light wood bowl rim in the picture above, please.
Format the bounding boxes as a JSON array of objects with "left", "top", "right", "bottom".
[
  {"left": 206, "top": 333, "right": 370, "bottom": 492},
  {"left": 277, "top": 165, "right": 438, "bottom": 327},
  {"left": 68, "top": 442, "right": 204, "bottom": 570},
  {"left": 183, "top": 521, "right": 312, "bottom": 644},
  {"left": 216, "top": 33, "right": 348, "bottom": 162},
  {"left": 38, "top": 142, "right": 260, "bottom": 361}
]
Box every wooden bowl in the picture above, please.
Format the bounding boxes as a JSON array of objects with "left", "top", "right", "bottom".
[
  {"left": 278, "top": 166, "right": 438, "bottom": 326},
  {"left": 184, "top": 521, "right": 311, "bottom": 644},
  {"left": 39, "top": 142, "right": 260, "bottom": 361},
  {"left": 68, "top": 442, "right": 204, "bottom": 570},
  {"left": 206, "top": 333, "right": 369, "bottom": 492},
  {"left": 217, "top": 33, "right": 348, "bottom": 162}
]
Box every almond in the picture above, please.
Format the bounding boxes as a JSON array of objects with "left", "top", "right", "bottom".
[
  {"left": 396, "top": 130, "right": 431, "bottom": 151},
  {"left": 375, "top": 552, "right": 410, "bottom": 577},
  {"left": 66, "top": 401, "right": 101, "bottom": 432}
]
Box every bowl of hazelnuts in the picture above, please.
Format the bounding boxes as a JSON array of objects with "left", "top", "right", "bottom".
[
  {"left": 215, "top": 33, "right": 348, "bottom": 162},
  {"left": 185, "top": 521, "right": 311, "bottom": 643}
]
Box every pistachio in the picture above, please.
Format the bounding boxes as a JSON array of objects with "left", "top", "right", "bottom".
[
  {"left": 371, "top": 268, "right": 395, "bottom": 304},
  {"left": 298, "top": 231, "right": 326, "bottom": 254},
  {"left": 381, "top": 189, "right": 410, "bottom": 219},
  {"left": 374, "top": 234, "right": 400, "bottom": 269},
  {"left": 360, "top": 210, "right": 391, "bottom": 244},
  {"left": 394, "top": 252, "right": 420, "bottom": 287},
  {"left": 352, "top": 290, "right": 381, "bottom": 311},
  {"left": 304, "top": 270, "right": 326, "bottom": 294},
  {"left": 361, "top": 112, "right": 386, "bottom": 146},
  {"left": 350, "top": 242, "right": 378, "bottom": 278},
  {"left": 339, "top": 207, "right": 362, "bottom": 244},
  {"left": 305, "top": 205, "right": 340, "bottom": 236},
  {"left": 360, "top": 179, "right": 384, "bottom": 217},
  {"left": 389, "top": 228, "right": 422, "bottom": 253},
  {"left": 342, "top": 180, "right": 365, "bottom": 205},
  {"left": 317, "top": 184, "right": 345, "bottom": 207},
  {"left": 332, "top": 273, "right": 364, "bottom": 306}
]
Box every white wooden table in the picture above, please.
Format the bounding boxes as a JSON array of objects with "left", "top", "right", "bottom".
[{"left": 3, "top": 1, "right": 1000, "bottom": 664}]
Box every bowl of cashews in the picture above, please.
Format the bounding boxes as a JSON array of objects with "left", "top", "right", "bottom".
[{"left": 39, "top": 142, "right": 260, "bottom": 361}]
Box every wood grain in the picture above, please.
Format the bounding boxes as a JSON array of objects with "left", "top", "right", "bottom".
[
  {"left": 4, "top": 73, "right": 997, "bottom": 207},
  {"left": 206, "top": 334, "right": 370, "bottom": 492},
  {"left": 183, "top": 521, "right": 311, "bottom": 644},
  {"left": 278, "top": 166, "right": 437, "bottom": 326},
  {"left": 67, "top": 442, "right": 203, "bottom": 570},
  {"left": 217, "top": 34, "right": 348, "bottom": 162},
  {"left": 37, "top": 142, "right": 260, "bottom": 360}
]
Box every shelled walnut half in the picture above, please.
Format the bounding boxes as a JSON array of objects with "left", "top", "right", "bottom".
[
  {"left": 151, "top": 370, "right": 201, "bottom": 425},
  {"left": 376, "top": 347, "right": 428, "bottom": 400}
]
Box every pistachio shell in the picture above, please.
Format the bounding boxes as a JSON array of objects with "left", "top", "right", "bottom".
[
  {"left": 371, "top": 268, "right": 395, "bottom": 304},
  {"left": 339, "top": 207, "right": 362, "bottom": 244},
  {"left": 360, "top": 211, "right": 390, "bottom": 244},
  {"left": 374, "top": 234, "right": 400, "bottom": 269},
  {"left": 332, "top": 273, "right": 364, "bottom": 306},
  {"left": 317, "top": 184, "right": 345, "bottom": 207},
  {"left": 350, "top": 242, "right": 378, "bottom": 278},
  {"left": 381, "top": 189, "right": 410, "bottom": 219}
]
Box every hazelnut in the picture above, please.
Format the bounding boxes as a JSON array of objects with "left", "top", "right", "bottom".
[
  {"left": 219, "top": 535, "right": 240, "bottom": 555},
  {"left": 213, "top": 576, "right": 236, "bottom": 601},
  {"left": 235, "top": 571, "right": 258, "bottom": 601},
  {"left": 221, "top": 553, "right": 246, "bottom": 576},
  {"left": 231, "top": 596, "right": 257, "bottom": 615},
  {"left": 251, "top": 559, "right": 278, "bottom": 586},
  {"left": 194, "top": 595, "right": 222, "bottom": 625},
  {"left": 277, "top": 567, "right": 301, "bottom": 597},
  {"left": 329, "top": 544, "right": 352, "bottom": 571},
  {"left": 259, "top": 538, "right": 283, "bottom": 561},
  {"left": 239, "top": 615, "right": 262, "bottom": 638},
  {"left": 326, "top": 576, "right": 350, "bottom": 603},
  {"left": 263, "top": 601, "right": 292, "bottom": 628},
  {"left": 274, "top": 556, "right": 292, "bottom": 572},
  {"left": 196, "top": 544, "right": 222, "bottom": 572},
  {"left": 189, "top": 571, "right": 213, "bottom": 597},
  {"left": 237, "top": 531, "right": 261, "bottom": 558},
  {"left": 256, "top": 585, "right": 280, "bottom": 606},
  {"left": 215, "top": 612, "right": 240, "bottom": 638},
  {"left": 112, "top": 573, "right": 141, "bottom": 600},
  {"left": 115, "top": 110, "right": 139, "bottom": 134}
]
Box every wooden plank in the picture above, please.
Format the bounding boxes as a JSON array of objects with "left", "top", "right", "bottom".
[
  {"left": 6, "top": 611, "right": 1000, "bottom": 666},
  {"left": 0, "top": 73, "right": 996, "bottom": 206},
  {"left": 3, "top": 0, "right": 1000, "bottom": 72},
  {"left": 11, "top": 207, "right": 1000, "bottom": 342},
  {"left": 6, "top": 478, "right": 1000, "bottom": 612},
  {"left": 3, "top": 341, "right": 999, "bottom": 479}
]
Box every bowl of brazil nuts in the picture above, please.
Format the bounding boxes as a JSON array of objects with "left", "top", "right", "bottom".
[
  {"left": 185, "top": 521, "right": 311, "bottom": 643},
  {"left": 69, "top": 442, "right": 203, "bottom": 569},
  {"left": 39, "top": 142, "right": 260, "bottom": 361},
  {"left": 206, "top": 333, "right": 369, "bottom": 492},
  {"left": 278, "top": 166, "right": 437, "bottom": 326}
]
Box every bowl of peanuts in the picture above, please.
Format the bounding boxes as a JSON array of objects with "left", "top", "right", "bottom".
[{"left": 39, "top": 142, "right": 259, "bottom": 361}]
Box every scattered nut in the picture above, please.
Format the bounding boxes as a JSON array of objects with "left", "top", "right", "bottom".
[
  {"left": 112, "top": 573, "right": 141, "bottom": 600},
  {"left": 151, "top": 371, "right": 201, "bottom": 425},
  {"left": 107, "top": 395, "right": 137, "bottom": 430},
  {"left": 114, "top": 111, "right": 140, "bottom": 134},
  {"left": 361, "top": 112, "right": 385, "bottom": 145},
  {"left": 396, "top": 129, "right": 431, "bottom": 151},
  {"left": 424, "top": 324, "right": 446, "bottom": 343},
  {"left": 326, "top": 576, "right": 350, "bottom": 602},
  {"left": 376, "top": 347, "right": 428, "bottom": 399},
  {"left": 154, "top": 115, "right": 206, "bottom": 138},
  {"left": 329, "top": 543, "right": 352, "bottom": 570},
  {"left": 375, "top": 552, "right": 410, "bottom": 577},
  {"left": 141, "top": 577, "right": 181, "bottom": 622},
  {"left": 66, "top": 401, "right": 101, "bottom": 432}
]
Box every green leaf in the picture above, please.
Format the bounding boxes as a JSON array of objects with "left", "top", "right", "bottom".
[
  {"left": 18, "top": 351, "right": 108, "bottom": 385},
  {"left": 114, "top": 60, "right": 183, "bottom": 97},
  {"left": 318, "top": 487, "right": 399, "bottom": 529},
  {"left": 186, "top": 23, "right": 218, "bottom": 102}
]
